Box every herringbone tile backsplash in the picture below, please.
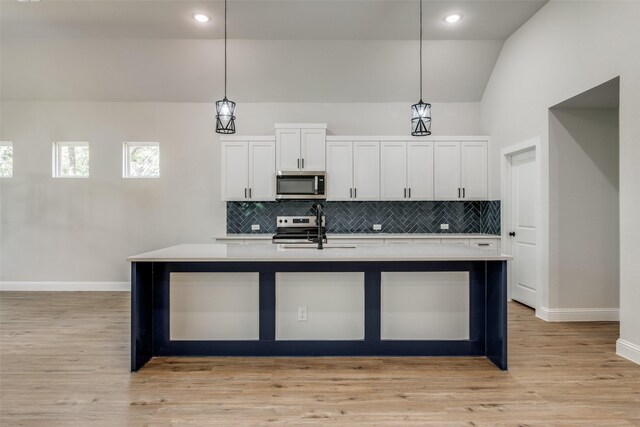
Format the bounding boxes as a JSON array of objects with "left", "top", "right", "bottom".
[{"left": 227, "top": 201, "right": 501, "bottom": 235}]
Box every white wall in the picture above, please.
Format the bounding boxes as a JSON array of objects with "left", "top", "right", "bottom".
[
  {"left": 0, "top": 100, "right": 481, "bottom": 283},
  {"left": 481, "top": 1, "right": 640, "bottom": 359},
  {"left": 548, "top": 108, "right": 619, "bottom": 309}
]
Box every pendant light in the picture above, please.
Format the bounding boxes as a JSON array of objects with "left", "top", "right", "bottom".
[
  {"left": 215, "top": 0, "right": 236, "bottom": 134},
  {"left": 411, "top": 0, "right": 431, "bottom": 136}
]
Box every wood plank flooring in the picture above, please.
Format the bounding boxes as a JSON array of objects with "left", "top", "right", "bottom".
[{"left": 1, "top": 292, "right": 639, "bottom": 426}]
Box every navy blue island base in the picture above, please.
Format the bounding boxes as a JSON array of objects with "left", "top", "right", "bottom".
[{"left": 130, "top": 256, "right": 508, "bottom": 372}]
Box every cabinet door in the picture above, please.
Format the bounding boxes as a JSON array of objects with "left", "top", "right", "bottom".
[
  {"left": 407, "top": 141, "right": 434, "bottom": 200},
  {"left": 460, "top": 142, "right": 488, "bottom": 200},
  {"left": 325, "top": 141, "right": 353, "bottom": 201},
  {"left": 353, "top": 141, "right": 380, "bottom": 200},
  {"left": 221, "top": 142, "right": 249, "bottom": 201},
  {"left": 301, "top": 128, "right": 326, "bottom": 171},
  {"left": 275, "top": 129, "right": 301, "bottom": 171},
  {"left": 434, "top": 142, "right": 461, "bottom": 200},
  {"left": 380, "top": 142, "right": 407, "bottom": 201},
  {"left": 248, "top": 141, "right": 276, "bottom": 201}
]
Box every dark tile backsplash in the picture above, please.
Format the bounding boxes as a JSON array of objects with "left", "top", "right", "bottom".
[{"left": 227, "top": 200, "right": 501, "bottom": 235}]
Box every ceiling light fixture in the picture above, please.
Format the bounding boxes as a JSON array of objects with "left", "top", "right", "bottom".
[
  {"left": 411, "top": 0, "right": 431, "bottom": 137},
  {"left": 193, "top": 14, "right": 211, "bottom": 23},
  {"left": 215, "top": 0, "right": 236, "bottom": 134},
  {"left": 444, "top": 14, "right": 462, "bottom": 24}
]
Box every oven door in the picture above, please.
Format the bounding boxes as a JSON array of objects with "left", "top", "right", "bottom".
[{"left": 276, "top": 172, "right": 326, "bottom": 200}]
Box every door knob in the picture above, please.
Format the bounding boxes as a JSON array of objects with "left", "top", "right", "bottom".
[{"left": 509, "top": 232, "right": 516, "bottom": 237}]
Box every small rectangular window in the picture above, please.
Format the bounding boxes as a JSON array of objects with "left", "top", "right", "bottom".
[
  {"left": 0, "top": 142, "right": 13, "bottom": 178},
  {"left": 53, "top": 142, "right": 90, "bottom": 178},
  {"left": 123, "top": 142, "right": 160, "bottom": 178}
]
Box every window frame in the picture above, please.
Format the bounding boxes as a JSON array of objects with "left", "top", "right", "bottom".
[
  {"left": 52, "top": 141, "right": 90, "bottom": 178},
  {"left": 123, "top": 142, "right": 160, "bottom": 179},
  {"left": 0, "top": 141, "right": 13, "bottom": 178}
]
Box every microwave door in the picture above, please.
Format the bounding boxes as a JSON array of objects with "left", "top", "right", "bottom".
[{"left": 277, "top": 177, "right": 315, "bottom": 195}]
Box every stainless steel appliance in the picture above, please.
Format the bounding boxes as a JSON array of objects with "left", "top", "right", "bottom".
[
  {"left": 272, "top": 215, "right": 327, "bottom": 245},
  {"left": 275, "top": 171, "right": 326, "bottom": 200}
]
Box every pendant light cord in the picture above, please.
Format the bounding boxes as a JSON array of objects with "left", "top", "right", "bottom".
[
  {"left": 224, "top": 0, "right": 228, "bottom": 98},
  {"left": 419, "top": 0, "right": 423, "bottom": 101}
]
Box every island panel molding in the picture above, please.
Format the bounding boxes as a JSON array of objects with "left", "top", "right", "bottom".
[{"left": 129, "top": 243, "right": 509, "bottom": 371}]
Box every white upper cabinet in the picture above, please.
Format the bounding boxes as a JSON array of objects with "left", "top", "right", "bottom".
[
  {"left": 248, "top": 141, "right": 276, "bottom": 201},
  {"left": 353, "top": 142, "right": 380, "bottom": 200},
  {"left": 275, "top": 129, "right": 301, "bottom": 171},
  {"left": 301, "top": 129, "right": 326, "bottom": 171},
  {"left": 221, "top": 138, "right": 275, "bottom": 201},
  {"left": 407, "top": 141, "right": 434, "bottom": 200},
  {"left": 275, "top": 124, "right": 326, "bottom": 171},
  {"left": 326, "top": 141, "right": 353, "bottom": 201},
  {"left": 434, "top": 141, "right": 488, "bottom": 200},
  {"left": 221, "top": 141, "right": 249, "bottom": 201},
  {"left": 460, "top": 141, "right": 488, "bottom": 200},
  {"left": 326, "top": 141, "right": 379, "bottom": 201},
  {"left": 380, "top": 142, "right": 407, "bottom": 201},
  {"left": 380, "top": 141, "right": 434, "bottom": 201},
  {"left": 434, "top": 142, "right": 462, "bottom": 200}
]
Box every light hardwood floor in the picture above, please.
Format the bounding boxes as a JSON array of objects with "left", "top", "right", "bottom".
[{"left": 1, "top": 292, "right": 639, "bottom": 426}]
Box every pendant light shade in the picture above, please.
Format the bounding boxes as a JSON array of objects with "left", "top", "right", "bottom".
[
  {"left": 215, "top": 0, "right": 236, "bottom": 134},
  {"left": 411, "top": 100, "right": 431, "bottom": 136},
  {"left": 215, "top": 97, "right": 236, "bottom": 134},
  {"left": 411, "top": 0, "right": 431, "bottom": 136}
]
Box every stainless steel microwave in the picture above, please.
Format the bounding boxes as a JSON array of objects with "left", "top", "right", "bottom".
[{"left": 275, "top": 171, "right": 326, "bottom": 200}]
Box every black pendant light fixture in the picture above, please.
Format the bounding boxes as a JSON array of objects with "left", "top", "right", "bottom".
[
  {"left": 215, "top": 0, "right": 236, "bottom": 134},
  {"left": 411, "top": 0, "right": 431, "bottom": 136}
]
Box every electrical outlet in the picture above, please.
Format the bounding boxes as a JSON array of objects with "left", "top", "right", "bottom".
[
  {"left": 297, "top": 306, "right": 308, "bottom": 322},
  {"left": 440, "top": 224, "right": 449, "bottom": 230},
  {"left": 251, "top": 224, "right": 260, "bottom": 231},
  {"left": 373, "top": 224, "right": 382, "bottom": 231}
]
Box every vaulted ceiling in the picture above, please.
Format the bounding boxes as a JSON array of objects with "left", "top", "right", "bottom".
[{"left": 0, "top": 0, "right": 548, "bottom": 103}]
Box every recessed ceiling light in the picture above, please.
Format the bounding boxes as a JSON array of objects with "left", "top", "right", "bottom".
[
  {"left": 193, "top": 14, "right": 211, "bottom": 23},
  {"left": 444, "top": 14, "right": 462, "bottom": 24}
]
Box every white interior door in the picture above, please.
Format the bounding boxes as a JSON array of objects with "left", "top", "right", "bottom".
[
  {"left": 407, "top": 141, "right": 434, "bottom": 200},
  {"left": 300, "top": 129, "right": 326, "bottom": 171},
  {"left": 434, "top": 142, "right": 461, "bottom": 200},
  {"left": 221, "top": 142, "right": 249, "bottom": 201},
  {"left": 509, "top": 149, "right": 538, "bottom": 308},
  {"left": 325, "top": 141, "right": 353, "bottom": 201},
  {"left": 353, "top": 141, "right": 380, "bottom": 200},
  {"left": 380, "top": 142, "right": 407, "bottom": 200},
  {"left": 248, "top": 141, "right": 276, "bottom": 201},
  {"left": 276, "top": 129, "right": 301, "bottom": 171}
]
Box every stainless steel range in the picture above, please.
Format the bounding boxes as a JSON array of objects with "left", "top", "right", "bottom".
[{"left": 272, "top": 215, "right": 327, "bottom": 245}]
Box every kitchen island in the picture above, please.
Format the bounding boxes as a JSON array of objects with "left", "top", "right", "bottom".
[{"left": 129, "top": 243, "right": 510, "bottom": 371}]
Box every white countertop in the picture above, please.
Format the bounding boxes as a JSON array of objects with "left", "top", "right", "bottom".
[
  {"left": 128, "top": 243, "right": 511, "bottom": 262},
  {"left": 216, "top": 233, "right": 500, "bottom": 240}
]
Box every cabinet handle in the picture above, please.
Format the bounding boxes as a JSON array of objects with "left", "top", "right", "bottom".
[
  {"left": 297, "top": 158, "right": 300, "bottom": 169},
  {"left": 409, "top": 188, "right": 411, "bottom": 198},
  {"left": 354, "top": 188, "right": 357, "bottom": 198},
  {"left": 404, "top": 188, "right": 407, "bottom": 198},
  {"left": 244, "top": 188, "right": 247, "bottom": 198},
  {"left": 478, "top": 243, "right": 490, "bottom": 246},
  {"left": 463, "top": 188, "right": 466, "bottom": 198},
  {"left": 302, "top": 158, "right": 305, "bottom": 169},
  {"left": 350, "top": 188, "right": 353, "bottom": 198},
  {"left": 458, "top": 188, "right": 461, "bottom": 198},
  {"left": 249, "top": 188, "right": 252, "bottom": 198}
]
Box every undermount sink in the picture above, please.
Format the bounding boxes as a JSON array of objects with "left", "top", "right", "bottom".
[{"left": 279, "top": 244, "right": 357, "bottom": 249}]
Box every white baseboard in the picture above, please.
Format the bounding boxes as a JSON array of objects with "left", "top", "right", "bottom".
[
  {"left": 616, "top": 339, "right": 640, "bottom": 365},
  {"left": 536, "top": 306, "right": 619, "bottom": 322},
  {"left": 0, "top": 281, "right": 129, "bottom": 291}
]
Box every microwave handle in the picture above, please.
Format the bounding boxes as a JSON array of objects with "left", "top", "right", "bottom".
[{"left": 314, "top": 176, "right": 318, "bottom": 193}]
